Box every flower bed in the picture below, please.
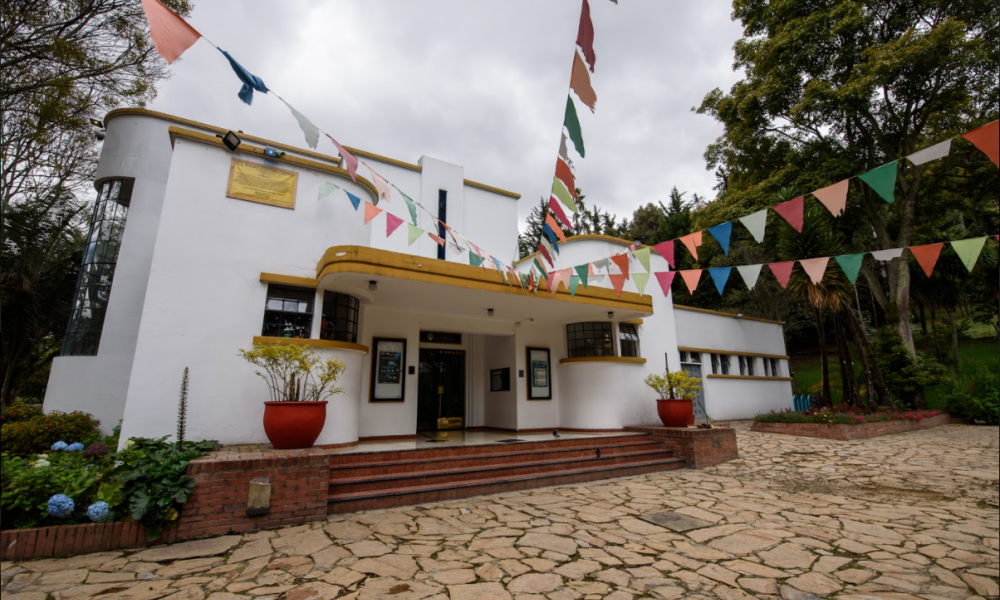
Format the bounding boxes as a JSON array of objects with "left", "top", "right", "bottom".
[{"left": 751, "top": 412, "right": 951, "bottom": 440}]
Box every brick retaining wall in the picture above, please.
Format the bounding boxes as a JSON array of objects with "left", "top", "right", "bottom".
[
  {"left": 1, "top": 521, "right": 176, "bottom": 561},
  {"left": 626, "top": 426, "right": 739, "bottom": 468},
  {"left": 750, "top": 413, "right": 951, "bottom": 440}
]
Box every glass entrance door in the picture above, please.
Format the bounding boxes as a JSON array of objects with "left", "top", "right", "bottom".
[{"left": 417, "top": 349, "right": 466, "bottom": 431}]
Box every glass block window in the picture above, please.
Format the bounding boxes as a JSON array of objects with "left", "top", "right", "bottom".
[
  {"left": 566, "top": 322, "right": 614, "bottom": 358},
  {"left": 261, "top": 285, "right": 314, "bottom": 338},
  {"left": 62, "top": 179, "right": 133, "bottom": 356},
  {"left": 619, "top": 323, "right": 640, "bottom": 358},
  {"left": 320, "top": 291, "right": 360, "bottom": 343}
]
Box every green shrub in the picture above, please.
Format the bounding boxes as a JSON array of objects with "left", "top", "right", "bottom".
[
  {"left": 872, "top": 327, "right": 946, "bottom": 408},
  {"left": 0, "top": 400, "right": 44, "bottom": 424},
  {"left": 0, "top": 411, "right": 102, "bottom": 457},
  {"left": 0, "top": 451, "right": 114, "bottom": 529},
  {"left": 947, "top": 367, "right": 1000, "bottom": 425},
  {"left": 754, "top": 410, "right": 811, "bottom": 423}
]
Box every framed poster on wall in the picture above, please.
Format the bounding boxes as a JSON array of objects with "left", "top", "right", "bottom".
[
  {"left": 526, "top": 347, "right": 551, "bottom": 400},
  {"left": 370, "top": 338, "right": 407, "bottom": 402}
]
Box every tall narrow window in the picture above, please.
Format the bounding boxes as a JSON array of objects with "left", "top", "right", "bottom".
[
  {"left": 770, "top": 358, "right": 779, "bottom": 376},
  {"left": 320, "top": 291, "right": 359, "bottom": 342},
  {"left": 261, "top": 285, "right": 314, "bottom": 338},
  {"left": 711, "top": 353, "right": 719, "bottom": 375},
  {"left": 738, "top": 356, "right": 747, "bottom": 375},
  {"left": 618, "top": 323, "right": 640, "bottom": 357},
  {"left": 437, "top": 190, "right": 447, "bottom": 260},
  {"left": 62, "top": 179, "right": 133, "bottom": 356},
  {"left": 719, "top": 355, "right": 731, "bottom": 375},
  {"left": 745, "top": 356, "right": 755, "bottom": 376}
]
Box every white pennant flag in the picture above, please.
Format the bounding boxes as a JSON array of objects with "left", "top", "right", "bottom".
[
  {"left": 739, "top": 209, "right": 768, "bottom": 243},
  {"left": 280, "top": 99, "right": 319, "bottom": 149},
  {"left": 906, "top": 139, "right": 952, "bottom": 166},
  {"left": 736, "top": 264, "right": 763, "bottom": 289},
  {"left": 870, "top": 248, "right": 905, "bottom": 261}
]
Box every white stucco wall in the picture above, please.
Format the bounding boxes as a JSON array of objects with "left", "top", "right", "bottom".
[{"left": 481, "top": 334, "right": 518, "bottom": 430}]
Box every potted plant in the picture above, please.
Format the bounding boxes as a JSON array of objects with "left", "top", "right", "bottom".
[
  {"left": 239, "top": 342, "right": 347, "bottom": 449},
  {"left": 645, "top": 370, "right": 703, "bottom": 427}
]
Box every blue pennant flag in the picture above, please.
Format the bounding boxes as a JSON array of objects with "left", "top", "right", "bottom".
[
  {"left": 219, "top": 49, "right": 268, "bottom": 105},
  {"left": 344, "top": 190, "right": 361, "bottom": 211},
  {"left": 542, "top": 224, "right": 560, "bottom": 252},
  {"left": 707, "top": 222, "right": 733, "bottom": 256},
  {"left": 708, "top": 267, "right": 732, "bottom": 295}
]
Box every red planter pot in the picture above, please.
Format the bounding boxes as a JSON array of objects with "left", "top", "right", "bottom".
[
  {"left": 262, "top": 401, "right": 328, "bottom": 449},
  {"left": 656, "top": 398, "right": 694, "bottom": 427}
]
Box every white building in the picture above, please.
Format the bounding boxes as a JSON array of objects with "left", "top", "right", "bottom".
[{"left": 43, "top": 109, "right": 793, "bottom": 446}]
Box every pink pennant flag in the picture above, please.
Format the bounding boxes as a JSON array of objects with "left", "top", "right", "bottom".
[
  {"left": 610, "top": 253, "right": 630, "bottom": 279},
  {"left": 548, "top": 271, "right": 562, "bottom": 296},
  {"left": 365, "top": 164, "right": 392, "bottom": 204},
  {"left": 363, "top": 202, "right": 382, "bottom": 225},
  {"left": 428, "top": 232, "right": 446, "bottom": 247},
  {"left": 774, "top": 196, "right": 804, "bottom": 232},
  {"left": 608, "top": 274, "right": 627, "bottom": 297},
  {"left": 482, "top": 250, "right": 495, "bottom": 268},
  {"left": 679, "top": 270, "right": 702, "bottom": 294},
  {"left": 678, "top": 232, "right": 702, "bottom": 261},
  {"left": 652, "top": 241, "right": 675, "bottom": 268},
  {"left": 768, "top": 261, "right": 795, "bottom": 289},
  {"left": 548, "top": 198, "right": 574, "bottom": 231},
  {"left": 326, "top": 135, "right": 358, "bottom": 183},
  {"left": 545, "top": 213, "right": 568, "bottom": 243},
  {"left": 559, "top": 268, "right": 573, "bottom": 287},
  {"left": 799, "top": 257, "right": 830, "bottom": 285},
  {"left": 141, "top": 0, "right": 201, "bottom": 64},
  {"left": 812, "top": 180, "right": 849, "bottom": 217},
  {"left": 588, "top": 263, "right": 596, "bottom": 275},
  {"left": 654, "top": 271, "right": 675, "bottom": 296},
  {"left": 386, "top": 213, "right": 404, "bottom": 237}
]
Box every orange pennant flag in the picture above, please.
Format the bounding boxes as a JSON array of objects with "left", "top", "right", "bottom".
[
  {"left": 608, "top": 274, "right": 627, "bottom": 297},
  {"left": 909, "top": 243, "right": 944, "bottom": 277},
  {"left": 679, "top": 270, "right": 703, "bottom": 294},
  {"left": 363, "top": 202, "right": 382, "bottom": 224},
  {"left": 427, "top": 233, "right": 446, "bottom": 246},
  {"left": 610, "top": 253, "right": 630, "bottom": 280},
  {"left": 545, "top": 213, "right": 568, "bottom": 243},
  {"left": 678, "top": 232, "right": 703, "bottom": 261},
  {"left": 812, "top": 179, "right": 850, "bottom": 216},
  {"left": 962, "top": 120, "right": 999, "bottom": 167},
  {"left": 570, "top": 51, "right": 598, "bottom": 112},
  {"left": 555, "top": 158, "right": 578, "bottom": 199},
  {"left": 141, "top": 0, "right": 201, "bottom": 64}
]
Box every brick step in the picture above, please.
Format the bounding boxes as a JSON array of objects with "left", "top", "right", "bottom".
[
  {"left": 329, "top": 440, "right": 667, "bottom": 478},
  {"left": 329, "top": 434, "right": 648, "bottom": 467},
  {"left": 327, "top": 457, "right": 685, "bottom": 514},
  {"left": 329, "top": 448, "right": 676, "bottom": 493}
]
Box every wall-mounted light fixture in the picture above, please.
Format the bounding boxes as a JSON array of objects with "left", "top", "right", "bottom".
[
  {"left": 218, "top": 131, "right": 241, "bottom": 151},
  {"left": 607, "top": 311, "right": 614, "bottom": 320},
  {"left": 487, "top": 308, "right": 495, "bottom": 317},
  {"left": 736, "top": 313, "right": 744, "bottom": 319},
  {"left": 263, "top": 148, "right": 285, "bottom": 158},
  {"left": 368, "top": 280, "right": 378, "bottom": 292}
]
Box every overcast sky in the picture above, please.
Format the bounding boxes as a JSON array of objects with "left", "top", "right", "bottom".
[{"left": 148, "top": 0, "right": 745, "bottom": 230}]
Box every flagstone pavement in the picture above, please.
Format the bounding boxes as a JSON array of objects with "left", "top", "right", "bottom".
[{"left": 3, "top": 422, "right": 998, "bottom": 600}]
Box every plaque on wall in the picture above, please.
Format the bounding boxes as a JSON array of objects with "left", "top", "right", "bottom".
[
  {"left": 419, "top": 331, "right": 462, "bottom": 345},
  {"left": 526, "top": 347, "right": 551, "bottom": 400},
  {"left": 370, "top": 338, "right": 407, "bottom": 402},
  {"left": 227, "top": 158, "right": 298, "bottom": 209}
]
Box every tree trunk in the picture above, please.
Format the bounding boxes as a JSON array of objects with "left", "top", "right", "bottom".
[
  {"left": 835, "top": 315, "right": 861, "bottom": 407},
  {"left": 945, "top": 306, "right": 962, "bottom": 378},
  {"left": 846, "top": 307, "right": 892, "bottom": 407},
  {"left": 815, "top": 306, "right": 831, "bottom": 405},
  {"left": 929, "top": 307, "right": 942, "bottom": 362},
  {"left": 888, "top": 257, "right": 916, "bottom": 354},
  {"left": 917, "top": 299, "right": 927, "bottom": 336}
]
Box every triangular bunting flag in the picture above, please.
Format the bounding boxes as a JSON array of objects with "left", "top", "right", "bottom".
[
  {"left": 707, "top": 222, "right": 733, "bottom": 256},
  {"left": 141, "top": 0, "right": 201, "bottom": 64},
  {"left": 558, "top": 132, "right": 570, "bottom": 163},
  {"left": 563, "top": 96, "right": 585, "bottom": 157},
  {"left": 326, "top": 135, "right": 358, "bottom": 183},
  {"left": 569, "top": 275, "right": 581, "bottom": 297},
  {"left": 538, "top": 241, "right": 554, "bottom": 265},
  {"left": 799, "top": 257, "right": 830, "bottom": 285},
  {"left": 736, "top": 264, "right": 762, "bottom": 289},
  {"left": 909, "top": 243, "right": 944, "bottom": 278},
  {"left": 541, "top": 223, "right": 559, "bottom": 249},
  {"left": 547, "top": 271, "right": 562, "bottom": 296},
  {"left": 654, "top": 271, "right": 675, "bottom": 296},
  {"left": 570, "top": 51, "right": 597, "bottom": 112},
  {"left": 365, "top": 164, "right": 392, "bottom": 205},
  {"left": 555, "top": 158, "right": 577, "bottom": 199},
  {"left": 768, "top": 261, "right": 794, "bottom": 289},
  {"left": 812, "top": 179, "right": 849, "bottom": 216},
  {"left": 679, "top": 270, "right": 702, "bottom": 294},
  {"left": 363, "top": 202, "right": 382, "bottom": 224},
  {"left": 610, "top": 254, "right": 630, "bottom": 279},
  {"left": 575, "top": 264, "right": 589, "bottom": 288},
  {"left": 870, "top": 248, "right": 904, "bottom": 261},
  {"left": 633, "top": 272, "right": 650, "bottom": 296},
  {"left": 551, "top": 178, "right": 579, "bottom": 214},
  {"left": 469, "top": 251, "right": 483, "bottom": 267},
  {"left": 280, "top": 99, "right": 320, "bottom": 149},
  {"left": 961, "top": 120, "right": 999, "bottom": 167},
  {"left": 392, "top": 185, "right": 419, "bottom": 225},
  {"left": 559, "top": 268, "right": 573, "bottom": 288},
  {"left": 907, "top": 139, "right": 952, "bottom": 166},
  {"left": 834, "top": 254, "right": 864, "bottom": 284},
  {"left": 608, "top": 274, "right": 627, "bottom": 297},
  {"left": 428, "top": 233, "right": 446, "bottom": 247},
  {"left": 708, "top": 267, "right": 731, "bottom": 296},
  {"left": 549, "top": 199, "right": 574, "bottom": 230},
  {"left": 318, "top": 179, "right": 339, "bottom": 199},
  {"left": 576, "top": 0, "right": 596, "bottom": 71},
  {"left": 858, "top": 161, "right": 898, "bottom": 203},
  {"left": 678, "top": 231, "right": 702, "bottom": 261},
  {"left": 634, "top": 247, "right": 651, "bottom": 272},
  {"left": 739, "top": 209, "right": 768, "bottom": 243},
  {"left": 651, "top": 241, "right": 675, "bottom": 268},
  {"left": 344, "top": 190, "right": 361, "bottom": 211},
  {"left": 219, "top": 49, "right": 268, "bottom": 105},
  {"left": 950, "top": 237, "right": 987, "bottom": 272},
  {"left": 407, "top": 224, "right": 424, "bottom": 246},
  {"left": 773, "top": 196, "right": 804, "bottom": 232},
  {"left": 534, "top": 258, "right": 549, "bottom": 278},
  {"left": 545, "top": 213, "right": 568, "bottom": 243},
  {"left": 386, "top": 213, "right": 404, "bottom": 237}
]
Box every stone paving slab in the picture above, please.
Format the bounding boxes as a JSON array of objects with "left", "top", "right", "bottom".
[{"left": 2, "top": 421, "right": 997, "bottom": 600}]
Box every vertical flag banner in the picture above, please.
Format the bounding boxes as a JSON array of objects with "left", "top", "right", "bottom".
[
  {"left": 858, "top": 161, "right": 898, "bottom": 203},
  {"left": 576, "top": 0, "right": 596, "bottom": 71},
  {"left": 386, "top": 213, "right": 404, "bottom": 237},
  {"left": 834, "top": 254, "right": 864, "bottom": 284},
  {"left": 365, "top": 164, "right": 392, "bottom": 205},
  {"left": 632, "top": 272, "right": 650, "bottom": 296},
  {"left": 773, "top": 196, "right": 804, "bottom": 232},
  {"left": 707, "top": 222, "right": 732, "bottom": 256},
  {"left": 141, "top": 0, "right": 201, "bottom": 64},
  {"left": 950, "top": 237, "right": 987, "bottom": 272},
  {"left": 345, "top": 190, "right": 361, "bottom": 211},
  {"left": 679, "top": 231, "right": 702, "bottom": 261},
  {"left": 768, "top": 261, "right": 794, "bottom": 289},
  {"left": 680, "top": 270, "right": 703, "bottom": 294},
  {"left": 739, "top": 209, "right": 768, "bottom": 243},
  {"left": 870, "top": 248, "right": 904, "bottom": 261},
  {"left": 654, "top": 271, "right": 675, "bottom": 296},
  {"left": 564, "top": 96, "right": 586, "bottom": 157},
  {"left": 407, "top": 224, "right": 424, "bottom": 246},
  {"left": 736, "top": 264, "right": 762, "bottom": 289},
  {"left": 909, "top": 243, "right": 944, "bottom": 277},
  {"left": 708, "top": 267, "right": 732, "bottom": 295},
  {"left": 363, "top": 202, "right": 382, "bottom": 224},
  {"left": 608, "top": 274, "right": 627, "bottom": 297},
  {"left": 570, "top": 52, "right": 598, "bottom": 112},
  {"left": 219, "top": 49, "right": 268, "bottom": 105},
  {"left": 906, "top": 140, "right": 952, "bottom": 166},
  {"left": 326, "top": 135, "right": 358, "bottom": 183},
  {"left": 799, "top": 257, "right": 830, "bottom": 285},
  {"left": 961, "top": 120, "right": 999, "bottom": 166},
  {"left": 281, "top": 99, "right": 320, "bottom": 149},
  {"left": 812, "top": 180, "right": 850, "bottom": 216},
  {"left": 652, "top": 241, "right": 675, "bottom": 268}
]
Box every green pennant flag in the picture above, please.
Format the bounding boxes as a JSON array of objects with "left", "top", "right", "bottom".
[
  {"left": 551, "top": 178, "right": 579, "bottom": 214},
  {"left": 393, "top": 185, "right": 420, "bottom": 225},
  {"left": 569, "top": 275, "right": 581, "bottom": 297},
  {"left": 318, "top": 179, "right": 339, "bottom": 199},
  {"left": 533, "top": 258, "right": 549, "bottom": 279},
  {"left": 634, "top": 247, "right": 651, "bottom": 272},
  {"left": 858, "top": 161, "right": 898, "bottom": 204},
  {"left": 407, "top": 223, "right": 424, "bottom": 246},
  {"left": 632, "top": 272, "right": 650, "bottom": 296},
  {"left": 469, "top": 251, "right": 482, "bottom": 267},
  {"left": 950, "top": 237, "right": 987, "bottom": 272},
  {"left": 574, "top": 264, "right": 589, "bottom": 288},
  {"left": 834, "top": 253, "right": 865, "bottom": 284},
  {"left": 563, "top": 96, "right": 585, "bottom": 157}
]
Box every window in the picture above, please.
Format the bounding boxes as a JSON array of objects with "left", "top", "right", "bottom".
[
  {"left": 719, "top": 354, "right": 731, "bottom": 375},
  {"left": 738, "top": 356, "right": 747, "bottom": 375},
  {"left": 711, "top": 353, "right": 719, "bottom": 375},
  {"left": 745, "top": 356, "right": 755, "bottom": 376},
  {"left": 763, "top": 358, "right": 771, "bottom": 377},
  {"left": 63, "top": 179, "right": 133, "bottom": 356},
  {"left": 437, "top": 190, "right": 447, "bottom": 260},
  {"left": 321, "top": 291, "right": 359, "bottom": 343},
  {"left": 566, "top": 322, "right": 614, "bottom": 358},
  {"left": 619, "top": 323, "right": 640, "bottom": 357},
  {"left": 770, "top": 358, "right": 779, "bottom": 376},
  {"left": 261, "top": 284, "right": 314, "bottom": 338}
]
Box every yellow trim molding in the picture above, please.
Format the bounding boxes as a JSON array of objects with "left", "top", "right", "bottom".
[
  {"left": 253, "top": 336, "right": 369, "bottom": 355},
  {"left": 514, "top": 233, "right": 640, "bottom": 267},
  {"left": 622, "top": 319, "right": 644, "bottom": 325},
  {"left": 463, "top": 179, "right": 521, "bottom": 199},
  {"left": 316, "top": 246, "right": 653, "bottom": 313},
  {"left": 559, "top": 356, "right": 647, "bottom": 365},
  {"left": 678, "top": 346, "right": 789, "bottom": 360},
  {"left": 674, "top": 305, "right": 784, "bottom": 325},
  {"left": 260, "top": 273, "right": 319, "bottom": 288},
  {"left": 707, "top": 374, "right": 794, "bottom": 382}
]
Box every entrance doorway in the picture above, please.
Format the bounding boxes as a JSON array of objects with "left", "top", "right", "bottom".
[{"left": 418, "top": 348, "right": 466, "bottom": 431}]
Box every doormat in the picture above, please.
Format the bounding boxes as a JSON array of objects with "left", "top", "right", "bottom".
[
  {"left": 495, "top": 439, "right": 526, "bottom": 444},
  {"left": 639, "top": 511, "right": 713, "bottom": 533},
  {"left": 423, "top": 438, "right": 449, "bottom": 443}
]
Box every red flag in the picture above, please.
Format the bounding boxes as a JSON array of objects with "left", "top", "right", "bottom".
[
  {"left": 774, "top": 196, "right": 804, "bottom": 232},
  {"left": 610, "top": 253, "right": 630, "bottom": 279},
  {"left": 363, "top": 202, "right": 382, "bottom": 224},
  {"left": 608, "top": 274, "right": 627, "bottom": 297},
  {"left": 962, "top": 120, "right": 999, "bottom": 167},
  {"left": 548, "top": 198, "right": 574, "bottom": 231},
  {"left": 576, "top": 0, "right": 596, "bottom": 72},
  {"left": 141, "top": 0, "right": 201, "bottom": 64},
  {"left": 326, "top": 135, "right": 358, "bottom": 183},
  {"left": 570, "top": 52, "right": 597, "bottom": 112},
  {"left": 654, "top": 271, "right": 675, "bottom": 296},
  {"left": 679, "top": 270, "right": 702, "bottom": 294},
  {"left": 545, "top": 213, "right": 568, "bottom": 243},
  {"left": 652, "top": 241, "right": 675, "bottom": 268},
  {"left": 555, "top": 158, "right": 578, "bottom": 199},
  {"left": 909, "top": 243, "right": 944, "bottom": 277},
  {"left": 537, "top": 243, "right": 553, "bottom": 266},
  {"left": 768, "top": 261, "right": 794, "bottom": 289},
  {"left": 678, "top": 232, "right": 702, "bottom": 261}
]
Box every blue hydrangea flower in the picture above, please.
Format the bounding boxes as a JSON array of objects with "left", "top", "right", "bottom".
[
  {"left": 66, "top": 442, "right": 85, "bottom": 452},
  {"left": 47, "top": 494, "right": 75, "bottom": 518},
  {"left": 87, "top": 501, "right": 110, "bottom": 522},
  {"left": 51, "top": 441, "right": 68, "bottom": 452}
]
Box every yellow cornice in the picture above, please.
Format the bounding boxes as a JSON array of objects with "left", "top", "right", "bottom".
[
  {"left": 168, "top": 127, "right": 380, "bottom": 201},
  {"left": 260, "top": 273, "right": 319, "bottom": 288},
  {"left": 677, "top": 346, "right": 789, "bottom": 360},
  {"left": 253, "top": 336, "right": 370, "bottom": 355},
  {"left": 673, "top": 305, "right": 784, "bottom": 326},
  {"left": 706, "top": 374, "right": 793, "bottom": 382},
  {"left": 622, "top": 319, "right": 644, "bottom": 325},
  {"left": 559, "top": 356, "right": 647, "bottom": 365},
  {"left": 463, "top": 178, "right": 521, "bottom": 199},
  {"left": 316, "top": 245, "right": 653, "bottom": 313},
  {"left": 513, "top": 233, "right": 639, "bottom": 267}
]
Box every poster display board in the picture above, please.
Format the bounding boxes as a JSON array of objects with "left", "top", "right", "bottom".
[
  {"left": 370, "top": 338, "right": 407, "bottom": 402},
  {"left": 227, "top": 158, "right": 298, "bottom": 209},
  {"left": 526, "top": 347, "right": 551, "bottom": 400}
]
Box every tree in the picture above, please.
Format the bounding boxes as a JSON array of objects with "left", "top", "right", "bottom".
[
  {"left": 698, "top": 0, "right": 999, "bottom": 354},
  {"left": 517, "top": 198, "right": 549, "bottom": 258}
]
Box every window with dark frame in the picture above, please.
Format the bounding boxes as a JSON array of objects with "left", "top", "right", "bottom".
[
  {"left": 745, "top": 356, "right": 755, "bottom": 376},
  {"left": 738, "top": 355, "right": 747, "bottom": 375},
  {"left": 619, "top": 323, "right": 640, "bottom": 357},
  {"left": 711, "top": 353, "right": 719, "bottom": 374},
  {"left": 719, "top": 354, "right": 731, "bottom": 375},
  {"left": 770, "top": 358, "right": 779, "bottom": 376},
  {"left": 261, "top": 284, "right": 314, "bottom": 338},
  {"left": 763, "top": 357, "right": 771, "bottom": 377},
  {"left": 566, "top": 322, "right": 614, "bottom": 358},
  {"left": 320, "top": 291, "right": 360, "bottom": 343},
  {"left": 437, "top": 190, "right": 447, "bottom": 260}
]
